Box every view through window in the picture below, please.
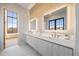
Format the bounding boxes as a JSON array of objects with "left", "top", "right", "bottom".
[
  {"left": 49, "top": 17, "right": 64, "bottom": 30},
  {"left": 7, "top": 11, "right": 17, "bottom": 33}
]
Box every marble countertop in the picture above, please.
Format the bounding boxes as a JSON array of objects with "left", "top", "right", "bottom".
[{"left": 24, "top": 33, "right": 75, "bottom": 48}]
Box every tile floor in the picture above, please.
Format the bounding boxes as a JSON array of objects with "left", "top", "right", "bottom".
[
  {"left": 5, "top": 38, "right": 17, "bottom": 48},
  {"left": 0, "top": 45, "right": 40, "bottom": 56},
  {"left": 0, "top": 38, "right": 40, "bottom": 56}
]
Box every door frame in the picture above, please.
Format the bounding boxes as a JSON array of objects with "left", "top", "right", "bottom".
[{"left": 3, "top": 8, "right": 6, "bottom": 49}]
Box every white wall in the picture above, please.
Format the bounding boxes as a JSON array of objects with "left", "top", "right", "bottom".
[
  {"left": 0, "top": 5, "right": 4, "bottom": 50},
  {"left": 75, "top": 3, "right": 79, "bottom": 56},
  {"left": 0, "top": 3, "right": 29, "bottom": 50}
]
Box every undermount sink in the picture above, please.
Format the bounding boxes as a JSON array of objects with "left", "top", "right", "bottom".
[
  {"left": 41, "top": 34, "right": 51, "bottom": 37},
  {"left": 30, "top": 32, "right": 70, "bottom": 40}
]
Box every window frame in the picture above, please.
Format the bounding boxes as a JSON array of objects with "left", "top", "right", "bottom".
[
  {"left": 49, "top": 19, "right": 55, "bottom": 30},
  {"left": 49, "top": 17, "right": 64, "bottom": 30},
  {"left": 7, "top": 10, "right": 18, "bottom": 34}
]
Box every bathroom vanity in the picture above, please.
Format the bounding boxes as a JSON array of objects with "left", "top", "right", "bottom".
[
  {"left": 23, "top": 5, "right": 75, "bottom": 56},
  {"left": 23, "top": 32, "right": 74, "bottom": 56}
]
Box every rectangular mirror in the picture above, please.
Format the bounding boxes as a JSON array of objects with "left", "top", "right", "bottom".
[
  {"left": 43, "top": 7, "right": 67, "bottom": 30},
  {"left": 30, "top": 18, "right": 37, "bottom": 30}
]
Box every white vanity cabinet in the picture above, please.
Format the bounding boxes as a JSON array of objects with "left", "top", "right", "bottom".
[
  {"left": 51, "top": 43, "right": 73, "bottom": 56},
  {"left": 26, "top": 34, "right": 73, "bottom": 56},
  {"left": 26, "top": 35, "right": 35, "bottom": 47},
  {"left": 36, "top": 38, "right": 52, "bottom": 55},
  {"left": 26, "top": 35, "right": 40, "bottom": 50}
]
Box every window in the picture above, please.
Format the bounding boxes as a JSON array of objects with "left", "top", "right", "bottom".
[
  {"left": 49, "top": 20, "right": 55, "bottom": 30},
  {"left": 7, "top": 11, "right": 17, "bottom": 33},
  {"left": 56, "top": 18, "right": 64, "bottom": 30},
  {"left": 49, "top": 17, "right": 64, "bottom": 30}
]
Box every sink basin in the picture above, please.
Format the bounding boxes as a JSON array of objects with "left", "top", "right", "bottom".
[{"left": 41, "top": 34, "right": 52, "bottom": 38}]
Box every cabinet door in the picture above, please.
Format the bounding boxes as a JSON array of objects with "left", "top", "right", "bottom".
[
  {"left": 26, "top": 35, "right": 34, "bottom": 46},
  {"left": 45, "top": 42, "right": 53, "bottom": 56},
  {"left": 32, "top": 37, "right": 40, "bottom": 50},
  {"left": 27, "top": 36, "right": 40, "bottom": 51},
  {"left": 37, "top": 39, "right": 51, "bottom": 56},
  {"left": 51, "top": 43, "right": 73, "bottom": 56},
  {"left": 50, "top": 43, "right": 59, "bottom": 56},
  {"left": 59, "top": 46, "right": 73, "bottom": 56}
]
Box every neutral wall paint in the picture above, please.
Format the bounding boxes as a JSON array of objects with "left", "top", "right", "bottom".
[
  {"left": 30, "top": 3, "right": 75, "bottom": 34},
  {"left": 0, "top": 3, "right": 29, "bottom": 50},
  {"left": 0, "top": 5, "right": 4, "bottom": 50},
  {"left": 75, "top": 4, "right": 79, "bottom": 56}
]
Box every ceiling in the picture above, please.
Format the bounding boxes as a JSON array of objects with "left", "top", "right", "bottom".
[{"left": 18, "top": 3, "right": 35, "bottom": 10}]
